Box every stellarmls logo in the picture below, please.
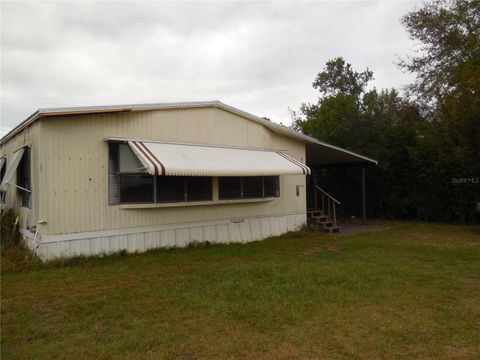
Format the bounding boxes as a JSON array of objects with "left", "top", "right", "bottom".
[{"left": 451, "top": 177, "right": 480, "bottom": 185}]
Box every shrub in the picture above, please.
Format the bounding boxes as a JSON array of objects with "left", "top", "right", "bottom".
[{"left": 1, "top": 208, "right": 21, "bottom": 248}]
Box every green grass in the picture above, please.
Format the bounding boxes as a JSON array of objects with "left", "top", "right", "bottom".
[{"left": 1, "top": 222, "right": 480, "bottom": 359}]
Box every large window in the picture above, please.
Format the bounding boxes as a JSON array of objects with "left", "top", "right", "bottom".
[
  {"left": 109, "top": 143, "right": 212, "bottom": 204},
  {"left": 218, "top": 177, "right": 242, "bottom": 200},
  {"left": 157, "top": 176, "right": 185, "bottom": 203},
  {"left": 120, "top": 174, "right": 154, "bottom": 203},
  {"left": 264, "top": 176, "right": 280, "bottom": 197},
  {"left": 219, "top": 176, "right": 280, "bottom": 200},
  {"left": 186, "top": 177, "right": 212, "bottom": 202},
  {"left": 17, "top": 147, "right": 31, "bottom": 207}
]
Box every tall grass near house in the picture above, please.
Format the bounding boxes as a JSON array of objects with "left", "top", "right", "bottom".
[{"left": 1, "top": 208, "right": 40, "bottom": 272}]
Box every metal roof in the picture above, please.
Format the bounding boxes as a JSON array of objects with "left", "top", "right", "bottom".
[{"left": 0, "top": 100, "right": 377, "bottom": 166}]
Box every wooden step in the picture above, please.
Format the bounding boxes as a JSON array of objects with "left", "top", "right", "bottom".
[
  {"left": 319, "top": 220, "right": 333, "bottom": 226},
  {"left": 323, "top": 226, "right": 341, "bottom": 233}
]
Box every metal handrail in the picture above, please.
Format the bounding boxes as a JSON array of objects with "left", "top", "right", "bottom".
[{"left": 314, "top": 185, "right": 341, "bottom": 204}]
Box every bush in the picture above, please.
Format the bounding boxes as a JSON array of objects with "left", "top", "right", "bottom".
[{"left": 1, "top": 208, "right": 21, "bottom": 248}]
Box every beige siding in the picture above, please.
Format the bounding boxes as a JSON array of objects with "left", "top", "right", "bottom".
[{"left": 38, "top": 107, "right": 307, "bottom": 236}]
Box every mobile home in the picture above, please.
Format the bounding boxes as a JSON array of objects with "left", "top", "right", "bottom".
[{"left": 0, "top": 101, "right": 376, "bottom": 260}]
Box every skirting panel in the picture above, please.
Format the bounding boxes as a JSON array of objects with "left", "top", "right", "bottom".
[{"left": 32, "top": 212, "right": 306, "bottom": 261}]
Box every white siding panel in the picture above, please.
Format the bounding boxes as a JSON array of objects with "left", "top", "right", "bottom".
[
  {"left": 160, "top": 230, "right": 174, "bottom": 248},
  {"left": 215, "top": 224, "right": 229, "bottom": 244},
  {"left": 203, "top": 225, "right": 216, "bottom": 243},
  {"left": 35, "top": 213, "right": 306, "bottom": 260}
]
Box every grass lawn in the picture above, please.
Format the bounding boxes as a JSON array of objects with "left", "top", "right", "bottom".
[{"left": 1, "top": 222, "right": 479, "bottom": 359}]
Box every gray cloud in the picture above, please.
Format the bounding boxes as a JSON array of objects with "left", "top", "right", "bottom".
[{"left": 1, "top": 1, "right": 421, "bottom": 136}]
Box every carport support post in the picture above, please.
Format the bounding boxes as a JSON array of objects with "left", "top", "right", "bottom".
[{"left": 361, "top": 166, "right": 366, "bottom": 225}]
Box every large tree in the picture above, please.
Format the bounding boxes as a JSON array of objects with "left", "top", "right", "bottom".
[
  {"left": 293, "top": 58, "right": 426, "bottom": 219},
  {"left": 293, "top": 1, "right": 479, "bottom": 223},
  {"left": 400, "top": 0, "right": 480, "bottom": 110},
  {"left": 401, "top": 0, "right": 480, "bottom": 222}
]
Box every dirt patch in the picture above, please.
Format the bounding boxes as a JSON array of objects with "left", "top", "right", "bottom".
[
  {"left": 444, "top": 344, "right": 477, "bottom": 359},
  {"left": 325, "top": 243, "right": 342, "bottom": 253},
  {"left": 464, "top": 275, "right": 479, "bottom": 289},
  {"left": 298, "top": 243, "right": 342, "bottom": 256},
  {"left": 298, "top": 247, "right": 322, "bottom": 256}
]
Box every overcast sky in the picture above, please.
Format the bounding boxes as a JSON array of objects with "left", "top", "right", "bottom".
[{"left": 1, "top": 1, "right": 421, "bottom": 137}]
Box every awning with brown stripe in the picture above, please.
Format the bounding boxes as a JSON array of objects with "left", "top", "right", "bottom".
[{"left": 126, "top": 140, "right": 310, "bottom": 176}]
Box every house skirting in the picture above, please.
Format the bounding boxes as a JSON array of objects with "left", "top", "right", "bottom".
[{"left": 23, "top": 212, "right": 306, "bottom": 261}]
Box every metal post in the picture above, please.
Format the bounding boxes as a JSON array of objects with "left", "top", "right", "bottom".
[{"left": 361, "top": 167, "right": 366, "bottom": 225}]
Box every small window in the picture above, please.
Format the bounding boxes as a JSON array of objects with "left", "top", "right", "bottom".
[
  {"left": 17, "top": 147, "right": 31, "bottom": 207},
  {"left": 0, "top": 157, "right": 6, "bottom": 184},
  {"left": 157, "top": 176, "right": 185, "bottom": 203},
  {"left": 243, "top": 177, "right": 263, "bottom": 198},
  {"left": 187, "top": 177, "right": 212, "bottom": 202},
  {"left": 0, "top": 158, "right": 5, "bottom": 204},
  {"left": 264, "top": 176, "right": 280, "bottom": 197},
  {"left": 120, "top": 174, "right": 154, "bottom": 203},
  {"left": 219, "top": 177, "right": 242, "bottom": 200}
]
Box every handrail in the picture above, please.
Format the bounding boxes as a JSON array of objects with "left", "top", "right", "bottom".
[{"left": 314, "top": 185, "right": 341, "bottom": 205}]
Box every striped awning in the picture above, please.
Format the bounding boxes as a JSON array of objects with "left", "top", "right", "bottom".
[{"left": 127, "top": 140, "right": 310, "bottom": 176}]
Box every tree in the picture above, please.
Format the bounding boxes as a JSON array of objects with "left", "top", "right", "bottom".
[
  {"left": 401, "top": 0, "right": 480, "bottom": 222},
  {"left": 293, "top": 1, "right": 479, "bottom": 223},
  {"left": 312, "top": 57, "right": 373, "bottom": 99},
  {"left": 400, "top": 0, "right": 480, "bottom": 110},
  {"left": 293, "top": 58, "right": 427, "bottom": 219}
]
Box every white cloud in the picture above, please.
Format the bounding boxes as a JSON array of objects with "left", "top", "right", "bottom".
[{"left": 0, "top": 1, "right": 420, "bottom": 137}]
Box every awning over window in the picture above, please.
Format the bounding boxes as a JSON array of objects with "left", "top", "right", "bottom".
[
  {"left": 0, "top": 147, "right": 25, "bottom": 192},
  {"left": 126, "top": 140, "right": 310, "bottom": 176}
]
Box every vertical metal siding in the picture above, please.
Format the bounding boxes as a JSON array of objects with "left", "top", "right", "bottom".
[{"left": 38, "top": 107, "right": 307, "bottom": 236}]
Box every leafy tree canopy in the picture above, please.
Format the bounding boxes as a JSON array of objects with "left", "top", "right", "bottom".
[
  {"left": 312, "top": 57, "right": 373, "bottom": 99},
  {"left": 400, "top": 0, "right": 480, "bottom": 109}
]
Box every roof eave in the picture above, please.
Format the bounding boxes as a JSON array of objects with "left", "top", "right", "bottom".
[{"left": 0, "top": 101, "right": 378, "bottom": 166}]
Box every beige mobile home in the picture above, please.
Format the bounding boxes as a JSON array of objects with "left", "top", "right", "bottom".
[{"left": 0, "top": 101, "right": 376, "bottom": 260}]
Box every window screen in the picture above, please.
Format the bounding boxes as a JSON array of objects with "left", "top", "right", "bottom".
[
  {"left": 264, "top": 176, "right": 280, "bottom": 197},
  {"left": 157, "top": 176, "right": 185, "bottom": 202},
  {"left": 243, "top": 177, "right": 263, "bottom": 198},
  {"left": 120, "top": 174, "right": 154, "bottom": 203},
  {"left": 187, "top": 177, "right": 212, "bottom": 201},
  {"left": 219, "top": 177, "right": 242, "bottom": 199}
]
